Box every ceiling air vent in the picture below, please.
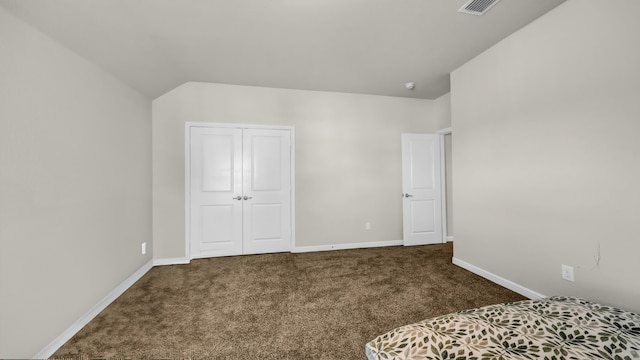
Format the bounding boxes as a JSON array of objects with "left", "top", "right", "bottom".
[{"left": 458, "top": 0, "right": 501, "bottom": 16}]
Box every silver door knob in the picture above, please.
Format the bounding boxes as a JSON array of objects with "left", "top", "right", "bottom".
[
  {"left": 243, "top": 196, "right": 253, "bottom": 200},
  {"left": 233, "top": 196, "right": 242, "bottom": 200},
  {"left": 403, "top": 193, "right": 413, "bottom": 198}
]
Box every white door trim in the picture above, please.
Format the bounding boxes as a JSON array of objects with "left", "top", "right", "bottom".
[
  {"left": 185, "top": 122, "right": 295, "bottom": 260},
  {"left": 436, "top": 127, "right": 452, "bottom": 243}
]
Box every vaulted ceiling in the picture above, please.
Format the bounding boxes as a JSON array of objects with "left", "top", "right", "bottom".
[{"left": 0, "top": 0, "right": 565, "bottom": 99}]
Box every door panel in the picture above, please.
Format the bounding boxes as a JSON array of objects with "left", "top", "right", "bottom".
[
  {"left": 201, "top": 134, "right": 235, "bottom": 192},
  {"left": 243, "top": 129, "right": 291, "bottom": 255},
  {"left": 200, "top": 205, "right": 234, "bottom": 243},
  {"left": 250, "top": 136, "right": 283, "bottom": 191},
  {"left": 402, "top": 134, "right": 442, "bottom": 246},
  {"left": 410, "top": 200, "right": 435, "bottom": 233},
  {"left": 251, "top": 203, "right": 282, "bottom": 240},
  {"left": 190, "top": 127, "right": 243, "bottom": 257},
  {"left": 408, "top": 140, "right": 435, "bottom": 190}
]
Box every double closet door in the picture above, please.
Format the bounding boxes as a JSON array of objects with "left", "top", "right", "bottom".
[{"left": 189, "top": 126, "right": 292, "bottom": 258}]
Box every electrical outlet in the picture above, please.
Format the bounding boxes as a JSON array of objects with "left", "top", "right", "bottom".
[
  {"left": 141, "top": 242, "right": 147, "bottom": 255},
  {"left": 365, "top": 222, "right": 372, "bottom": 230},
  {"left": 561, "top": 264, "right": 574, "bottom": 282}
]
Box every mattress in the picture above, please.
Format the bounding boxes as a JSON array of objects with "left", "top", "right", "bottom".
[{"left": 365, "top": 296, "right": 640, "bottom": 360}]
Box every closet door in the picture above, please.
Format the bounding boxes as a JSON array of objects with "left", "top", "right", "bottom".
[
  {"left": 190, "top": 127, "right": 243, "bottom": 258},
  {"left": 242, "top": 129, "right": 291, "bottom": 255},
  {"left": 189, "top": 126, "right": 292, "bottom": 258}
]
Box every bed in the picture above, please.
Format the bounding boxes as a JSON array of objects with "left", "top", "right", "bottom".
[{"left": 365, "top": 296, "right": 640, "bottom": 360}]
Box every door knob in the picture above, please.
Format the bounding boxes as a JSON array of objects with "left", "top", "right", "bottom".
[
  {"left": 233, "top": 196, "right": 242, "bottom": 200},
  {"left": 403, "top": 193, "right": 413, "bottom": 198},
  {"left": 243, "top": 196, "right": 253, "bottom": 200}
]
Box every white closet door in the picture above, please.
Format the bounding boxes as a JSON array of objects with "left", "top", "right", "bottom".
[
  {"left": 242, "top": 129, "right": 291, "bottom": 255},
  {"left": 190, "top": 127, "right": 243, "bottom": 258},
  {"left": 189, "top": 126, "right": 292, "bottom": 258}
]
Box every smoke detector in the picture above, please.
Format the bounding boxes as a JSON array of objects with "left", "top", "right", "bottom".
[
  {"left": 458, "top": 0, "right": 501, "bottom": 16},
  {"left": 405, "top": 82, "right": 416, "bottom": 90}
]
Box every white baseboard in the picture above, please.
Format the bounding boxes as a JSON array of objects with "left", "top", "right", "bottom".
[
  {"left": 155, "top": 241, "right": 405, "bottom": 261},
  {"left": 446, "top": 236, "right": 454, "bottom": 242},
  {"left": 34, "top": 260, "right": 153, "bottom": 359},
  {"left": 292, "top": 240, "right": 403, "bottom": 253},
  {"left": 153, "top": 257, "right": 190, "bottom": 266},
  {"left": 452, "top": 257, "right": 545, "bottom": 300}
]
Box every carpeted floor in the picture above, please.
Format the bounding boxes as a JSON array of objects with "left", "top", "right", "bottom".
[{"left": 52, "top": 243, "right": 525, "bottom": 359}]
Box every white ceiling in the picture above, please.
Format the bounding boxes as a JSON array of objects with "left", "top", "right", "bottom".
[{"left": 0, "top": 0, "right": 566, "bottom": 99}]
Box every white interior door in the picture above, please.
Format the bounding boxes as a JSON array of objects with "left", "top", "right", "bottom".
[
  {"left": 401, "top": 133, "right": 443, "bottom": 246},
  {"left": 190, "top": 127, "right": 243, "bottom": 257},
  {"left": 189, "top": 125, "right": 292, "bottom": 258},
  {"left": 242, "top": 129, "right": 291, "bottom": 255}
]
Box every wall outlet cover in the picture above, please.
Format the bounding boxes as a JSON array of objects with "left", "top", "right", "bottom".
[{"left": 561, "top": 264, "right": 574, "bottom": 282}]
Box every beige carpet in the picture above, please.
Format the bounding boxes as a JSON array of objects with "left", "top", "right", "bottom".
[{"left": 52, "top": 243, "right": 525, "bottom": 359}]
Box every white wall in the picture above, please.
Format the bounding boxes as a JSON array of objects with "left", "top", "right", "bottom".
[
  {"left": 451, "top": 0, "right": 640, "bottom": 312},
  {"left": 432, "top": 92, "right": 451, "bottom": 132},
  {"left": 153, "top": 83, "right": 449, "bottom": 260},
  {"left": 0, "top": 8, "right": 152, "bottom": 358},
  {"left": 433, "top": 93, "right": 453, "bottom": 237},
  {"left": 444, "top": 133, "right": 453, "bottom": 237}
]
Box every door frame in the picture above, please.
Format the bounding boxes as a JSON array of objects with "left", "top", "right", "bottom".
[
  {"left": 184, "top": 122, "right": 296, "bottom": 260},
  {"left": 436, "top": 127, "right": 452, "bottom": 243}
]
